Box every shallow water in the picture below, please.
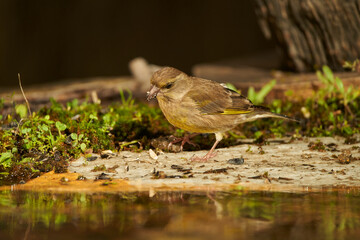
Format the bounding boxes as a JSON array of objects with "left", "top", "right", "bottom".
[{"left": 0, "top": 190, "right": 359, "bottom": 240}]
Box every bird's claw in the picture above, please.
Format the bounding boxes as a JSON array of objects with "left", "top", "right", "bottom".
[
  {"left": 190, "top": 151, "right": 218, "bottom": 162},
  {"left": 167, "top": 134, "right": 199, "bottom": 152}
]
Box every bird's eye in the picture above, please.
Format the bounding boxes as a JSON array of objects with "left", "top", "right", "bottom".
[{"left": 164, "top": 82, "right": 174, "bottom": 89}]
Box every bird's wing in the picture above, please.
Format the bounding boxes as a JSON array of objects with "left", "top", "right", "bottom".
[{"left": 186, "top": 79, "right": 255, "bottom": 115}]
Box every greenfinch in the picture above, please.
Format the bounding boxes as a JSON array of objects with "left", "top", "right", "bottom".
[{"left": 147, "top": 67, "right": 296, "bottom": 161}]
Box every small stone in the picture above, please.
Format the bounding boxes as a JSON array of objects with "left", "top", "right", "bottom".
[
  {"left": 149, "top": 149, "right": 158, "bottom": 160},
  {"left": 171, "top": 164, "right": 184, "bottom": 170},
  {"left": 100, "top": 150, "right": 114, "bottom": 159},
  {"left": 60, "top": 177, "right": 69, "bottom": 182},
  {"left": 227, "top": 157, "right": 245, "bottom": 165},
  {"left": 87, "top": 156, "right": 98, "bottom": 161},
  {"left": 149, "top": 187, "right": 156, "bottom": 197},
  {"left": 96, "top": 173, "right": 111, "bottom": 180},
  {"left": 71, "top": 114, "right": 81, "bottom": 120}
]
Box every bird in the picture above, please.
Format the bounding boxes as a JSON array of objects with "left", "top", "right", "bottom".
[{"left": 147, "top": 67, "right": 297, "bottom": 161}]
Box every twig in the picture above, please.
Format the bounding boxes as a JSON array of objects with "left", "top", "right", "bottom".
[
  {"left": 344, "top": 104, "right": 354, "bottom": 118},
  {"left": 23, "top": 221, "right": 31, "bottom": 240},
  {"left": 18, "top": 73, "right": 32, "bottom": 117}
]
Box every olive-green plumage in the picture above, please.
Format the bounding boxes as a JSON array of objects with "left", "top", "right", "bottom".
[{"left": 147, "top": 67, "right": 296, "bottom": 161}]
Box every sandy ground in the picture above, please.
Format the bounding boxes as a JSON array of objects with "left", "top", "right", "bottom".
[{"left": 69, "top": 136, "right": 360, "bottom": 190}]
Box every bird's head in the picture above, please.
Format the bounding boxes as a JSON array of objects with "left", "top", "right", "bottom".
[{"left": 147, "top": 67, "right": 190, "bottom": 101}]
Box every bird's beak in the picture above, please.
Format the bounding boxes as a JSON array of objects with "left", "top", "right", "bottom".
[{"left": 146, "top": 85, "right": 160, "bottom": 101}]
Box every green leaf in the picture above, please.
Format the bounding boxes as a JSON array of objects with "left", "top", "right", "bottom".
[
  {"left": 21, "top": 128, "right": 32, "bottom": 134},
  {"left": 40, "top": 124, "right": 49, "bottom": 132},
  {"left": 70, "top": 133, "right": 78, "bottom": 140},
  {"left": 0, "top": 152, "right": 13, "bottom": 160},
  {"left": 55, "top": 121, "right": 67, "bottom": 132},
  {"left": 318, "top": 99, "right": 325, "bottom": 106},
  {"left": 67, "top": 99, "right": 79, "bottom": 109},
  {"left": 353, "top": 91, "right": 360, "bottom": 100},
  {"left": 224, "top": 83, "right": 240, "bottom": 94},
  {"left": 19, "top": 157, "right": 33, "bottom": 164},
  {"left": 254, "top": 131, "right": 263, "bottom": 139},
  {"left": 343, "top": 126, "right": 353, "bottom": 135},
  {"left": 78, "top": 134, "right": 84, "bottom": 140},
  {"left": 335, "top": 77, "right": 344, "bottom": 94},
  {"left": 89, "top": 114, "right": 98, "bottom": 121},
  {"left": 103, "top": 114, "right": 111, "bottom": 125},
  {"left": 316, "top": 71, "right": 328, "bottom": 85},
  {"left": 323, "top": 65, "right": 334, "bottom": 83},
  {"left": 256, "top": 80, "right": 276, "bottom": 104},
  {"left": 15, "top": 104, "right": 28, "bottom": 118},
  {"left": 247, "top": 87, "right": 255, "bottom": 103},
  {"left": 329, "top": 112, "right": 335, "bottom": 123},
  {"left": 80, "top": 143, "right": 86, "bottom": 152},
  {"left": 0, "top": 152, "right": 13, "bottom": 168}
]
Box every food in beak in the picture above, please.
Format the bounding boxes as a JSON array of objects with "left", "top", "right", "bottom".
[{"left": 146, "top": 85, "right": 160, "bottom": 101}]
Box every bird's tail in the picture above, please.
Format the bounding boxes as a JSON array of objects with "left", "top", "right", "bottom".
[{"left": 252, "top": 105, "right": 299, "bottom": 122}]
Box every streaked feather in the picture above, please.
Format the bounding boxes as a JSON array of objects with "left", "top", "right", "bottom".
[{"left": 187, "top": 79, "right": 255, "bottom": 115}]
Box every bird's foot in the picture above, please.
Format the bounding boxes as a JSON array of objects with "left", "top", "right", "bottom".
[
  {"left": 168, "top": 133, "right": 199, "bottom": 151},
  {"left": 190, "top": 151, "right": 218, "bottom": 162}
]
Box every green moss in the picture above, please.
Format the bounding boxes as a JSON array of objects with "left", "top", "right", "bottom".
[{"left": 0, "top": 93, "right": 172, "bottom": 185}]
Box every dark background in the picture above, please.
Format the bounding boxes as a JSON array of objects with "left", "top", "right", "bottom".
[{"left": 0, "top": 0, "right": 274, "bottom": 88}]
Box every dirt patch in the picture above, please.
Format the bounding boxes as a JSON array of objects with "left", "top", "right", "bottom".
[
  {"left": 67, "top": 137, "right": 360, "bottom": 190},
  {"left": 3, "top": 137, "right": 359, "bottom": 193}
]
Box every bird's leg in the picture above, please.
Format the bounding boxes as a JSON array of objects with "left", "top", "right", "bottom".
[
  {"left": 168, "top": 133, "right": 199, "bottom": 151},
  {"left": 190, "top": 132, "right": 223, "bottom": 162},
  {"left": 190, "top": 140, "right": 220, "bottom": 162}
]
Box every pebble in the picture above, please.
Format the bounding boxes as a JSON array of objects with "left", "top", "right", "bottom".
[{"left": 227, "top": 157, "right": 244, "bottom": 165}]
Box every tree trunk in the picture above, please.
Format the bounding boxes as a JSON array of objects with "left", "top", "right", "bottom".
[{"left": 254, "top": 0, "right": 360, "bottom": 72}]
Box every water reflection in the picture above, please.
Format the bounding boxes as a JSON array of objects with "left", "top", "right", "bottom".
[{"left": 0, "top": 190, "right": 359, "bottom": 240}]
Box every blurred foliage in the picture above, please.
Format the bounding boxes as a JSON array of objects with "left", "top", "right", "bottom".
[
  {"left": 343, "top": 59, "right": 360, "bottom": 72},
  {"left": 247, "top": 79, "right": 277, "bottom": 105},
  {"left": 238, "top": 65, "right": 360, "bottom": 142},
  {"left": 226, "top": 79, "right": 277, "bottom": 105},
  {"left": 0, "top": 66, "right": 360, "bottom": 184}
]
